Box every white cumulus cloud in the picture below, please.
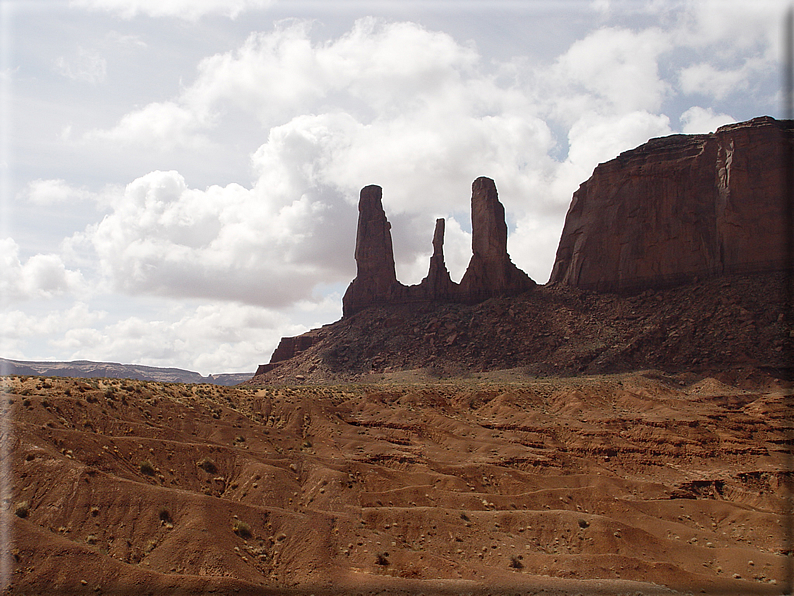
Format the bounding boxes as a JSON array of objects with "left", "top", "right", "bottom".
[
  {"left": 65, "top": 169, "right": 356, "bottom": 307},
  {"left": 21, "top": 179, "right": 95, "bottom": 205},
  {"left": 542, "top": 27, "right": 672, "bottom": 123},
  {"left": 0, "top": 238, "right": 85, "bottom": 302},
  {"left": 679, "top": 106, "right": 735, "bottom": 134},
  {"left": 85, "top": 101, "right": 215, "bottom": 150}
]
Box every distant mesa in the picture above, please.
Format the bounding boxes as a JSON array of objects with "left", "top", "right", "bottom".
[
  {"left": 342, "top": 176, "right": 535, "bottom": 317},
  {"left": 550, "top": 116, "right": 794, "bottom": 293},
  {"left": 0, "top": 357, "right": 251, "bottom": 385}
]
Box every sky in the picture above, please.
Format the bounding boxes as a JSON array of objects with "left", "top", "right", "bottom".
[{"left": 0, "top": 0, "right": 786, "bottom": 375}]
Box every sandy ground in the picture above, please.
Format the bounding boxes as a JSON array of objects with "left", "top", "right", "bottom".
[{"left": 3, "top": 370, "right": 792, "bottom": 595}]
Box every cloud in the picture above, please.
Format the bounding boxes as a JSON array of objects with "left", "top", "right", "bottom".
[
  {"left": 43, "top": 301, "right": 313, "bottom": 374},
  {"left": 185, "top": 17, "right": 483, "bottom": 124},
  {"left": 0, "top": 299, "right": 314, "bottom": 373},
  {"left": 65, "top": 168, "right": 356, "bottom": 307},
  {"left": 70, "top": 0, "right": 275, "bottom": 20},
  {"left": 677, "top": 0, "right": 786, "bottom": 53},
  {"left": 55, "top": 47, "right": 107, "bottom": 84},
  {"left": 678, "top": 58, "right": 772, "bottom": 100},
  {"left": 1, "top": 303, "right": 106, "bottom": 339},
  {"left": 20, "top": 179, "right": 94, "bottom": 205},
  {"left": 88, "top": 19, "right": 486, "bottom": 147},
  {"left": 0, "top": 238, "right": 85, "bottom": 302},
  {"left": 679, "top": 106, "right": 735, "bottom": 134},
  {"left": 542, "top": 27, "right": 672, "bottom": 123},
  {"left": 84, "top": 101, "right": 215, "bottom": 150},
  {"left": 107, "top": 32, "right": 148, "bottom": 49}
]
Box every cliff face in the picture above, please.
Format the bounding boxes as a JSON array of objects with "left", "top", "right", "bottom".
[
  {"left": 342, "top": 177, "right": 534, "bottom": 317},
  {"left": 550, "top": 116, "right": 793, "bottom": 292}
]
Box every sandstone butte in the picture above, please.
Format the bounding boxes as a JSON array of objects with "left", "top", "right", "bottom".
[
  {"left": 550, "top": 115, "right": 793, "bottom": 292},
  {"left": 256, "top": 115, "right": 793, "bottom": 378}
]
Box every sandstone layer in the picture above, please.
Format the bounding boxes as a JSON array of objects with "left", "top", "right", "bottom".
[
  {"left": 550, "top": 116, "right": 794, "bottom": 293},
  {"left": 342, "top": 177, "right": 534, "bottom": 317}
]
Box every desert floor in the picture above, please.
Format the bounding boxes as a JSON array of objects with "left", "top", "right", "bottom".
[{"left": 3, "top": 370, "right": 792, "bottom": 595}]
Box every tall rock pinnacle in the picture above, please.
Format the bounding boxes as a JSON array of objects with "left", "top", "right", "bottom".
[
  {"left": 459, "top": 177, "right": 535, "bottom": 302},
  {"left": 342, "top": 185, "right": 404, "bottom": 317},
  {"left": 354, "top": 185, "right": 397, "bottom": 284},
  {"left": 418, "top": 218, "right": 455, "bottom": 300}
]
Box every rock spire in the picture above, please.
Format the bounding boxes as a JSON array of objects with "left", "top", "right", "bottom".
[
  {"left": 459, "top": 177, "right": 535, "bottom": 302},
  {"left": 342, "top": 185, "right": 405, "bottom": 317},
  {"left": 342, "top": 177, "right": 534, "bottom": 317}
]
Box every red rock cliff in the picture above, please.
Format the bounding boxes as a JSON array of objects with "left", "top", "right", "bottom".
[{"left": 550, "top": 116, "right": 793, "bottom": 292}]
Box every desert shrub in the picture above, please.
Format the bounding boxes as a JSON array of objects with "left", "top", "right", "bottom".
[
  {"left": 196, "top": 457, "right": 217, "bottom": 474},
  {"left": 85, "top": 534, "right": 98, "bottom": 545},
  {"left": 509, "top": 555, "right": 523, "bottom": 569},
  {"left": 232, "top": 520, "right": 252, "bottom": 539},
  {"left": 139, "top": 460, "right": 156, "bottom": 476},
  {"left": 14, "top": 501, "right": 29, "bottom": 518},
  {"left": 22, "top": 399, "right": 31, "bottom": 408},
  {"left": 578, "top": 518, "right": 589, "bottom": 528},
  {"left": 375, "top": 552, "right": 389, "bottom": 566},
  {"left": 90, "top": 506, "right": 100, "bottom": 517},
  {"left": 158, "top": 507, "right": 172, "bottom": 523},
  {"left": 104, "top": 388, "right": 116, "bottom": 400}
]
